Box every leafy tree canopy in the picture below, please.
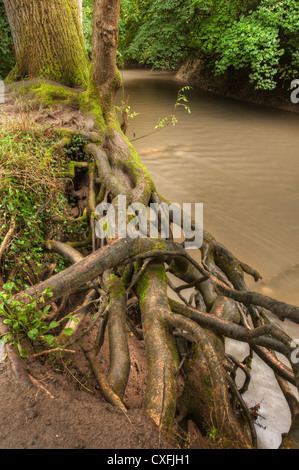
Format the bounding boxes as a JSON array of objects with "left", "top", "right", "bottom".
[{"left": 117, "top": 0, "right": 299, "bottom": 90}]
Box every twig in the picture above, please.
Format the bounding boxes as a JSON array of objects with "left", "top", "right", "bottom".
[
  {"left": 62, "top": 360, "right": 93, "bottom": 393},
  {"left": 0, "top": 218, "right": 16, "bottom": 264},
  {"left": 28, "top": 374, "right": 55, "bottom": 399},
  {"left": 31, "top": 348, "right": 76, "bottom": 358}
]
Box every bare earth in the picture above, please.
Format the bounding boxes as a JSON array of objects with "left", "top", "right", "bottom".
[{"left": 0, "top": 314, "right": 175, "bottom": 450}]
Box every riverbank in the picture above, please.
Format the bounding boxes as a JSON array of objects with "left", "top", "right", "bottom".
[{"left": 176, "top": 58, "right": 299, "bottom": 114}]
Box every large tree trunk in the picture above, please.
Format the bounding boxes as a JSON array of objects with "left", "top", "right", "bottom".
[
  {"left": 91, "top": 0, "right": 122, "bottom": 112},
  {"left": 75, "top": 0, "right": 83, "bottom": 25},
  {"left": 3, "top": 0, "right": 89, "bottom": 86}
]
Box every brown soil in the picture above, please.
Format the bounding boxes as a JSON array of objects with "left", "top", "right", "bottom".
[
  {"left": 0, "top": 345, "right": 171, "bottom": 450},
  {"left": 0, "top": 316, "right": 223, "bottom": 450},
  {"left": 0, "top": 288, "right": 223, "bottom": 450}
]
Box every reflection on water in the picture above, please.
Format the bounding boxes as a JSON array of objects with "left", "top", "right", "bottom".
[{"left": 117, "top": 69, "right": 299, "bottom": 449}]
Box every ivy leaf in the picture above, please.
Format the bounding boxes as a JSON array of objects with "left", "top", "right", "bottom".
[
  {"left": 43, "top": 334, "right": 56, "bottom": 346},
  {"left": 63, "top": 328, "right": 74, "bottom": 337},
  {"left": 17, "top": 344, "right": 27, "bottom": 357},
  {"left": 2, "top": 282, "right": 15, "bottom": 292},
  {"left": 27, "top": 328, "right": 39, "bottom": 341},
  {"left": 43, "top": 305, "right": 51, "bottom": 315}
]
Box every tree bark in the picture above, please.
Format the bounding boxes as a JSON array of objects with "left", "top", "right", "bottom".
[
  {"left": 75, "top": 0, "right": 82, "bottom": 25},
  {"left": 3, "top": 0, "right": 89, "bottom": 86},
  {"left": 91, "top": 0, "right": 122, "bottom": 111}
]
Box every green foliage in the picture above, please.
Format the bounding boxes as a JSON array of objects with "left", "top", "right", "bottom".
[
  {"left": 0, "top": 123, "right": 76, "bottom": 287},
  {"left": 208, "top": 428, "right": 217, "bottom": 440},
  {"left": 194, "top": 0, "right": 299, "bottom": 90},
  {"left": 155, "top": 86, "right": 192, "bottom": 129},
  {"left": 118, "top": 0, "right": 299, "bottom": 90},
  {"left": 0, "top": 282, "right": 57, "bottom": 356},
  {"left": 130, "top": 86, "right": 192, "bottom": 142},
  {"left": 82, "top": 0, "right": 93, "bottom": 58},
  {"left": 115, "top": 100, "right": 140, "bottom": 120},
  {"left": 119, "top": 0, "right": 197, "bottom": 69},
  {"left": 3, "top": 0, "right": 299, "bottom": 90},
  {"left": 64, "top": 134, "right": 89, "bottom": 162},
  {"left": 0, "top": 0, "right": 15, "bottom": 79}
]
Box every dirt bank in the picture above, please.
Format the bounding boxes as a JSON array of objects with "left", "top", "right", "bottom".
[
  {"left": 0, "top": 321, "right": 225, "bottom": 450},
  {"left": 176, "top": 58, "right": 299, "bottom": 114}
]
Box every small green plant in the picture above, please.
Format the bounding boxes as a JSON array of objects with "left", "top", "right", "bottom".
[
  {"left": 0, "top": 124, "right": 81, "bottom": 286},
  {"left": 175, "top": 86, "right": 192, "bottom": 113},
  {"left": 0, "top": 282, "right": 63, "bottom": 356},
  {"left": 64, "top": 134, "right": 89, "bottom": 162},
  {"left": 131, "top": 86, "right": 192, "bottom": 143},
  {"left": 155, "top": 86, "right": 192, "bottom": 130},
  {"left": 208, "top": 428, "right": 217, "bottom": 440},
  {"left": 115, "top": 100, "right": 140, "bottom": 120}
]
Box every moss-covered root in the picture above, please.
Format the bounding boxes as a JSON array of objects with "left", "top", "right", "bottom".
[
  {"left": 103, "top": 271, "right": 130, "bottom": 400},
  {"left": 137, "top": 262, "right": 179, "bottom": 430},
  {"left": 167, "top": 313, "right": 253, "bottom": 449}
]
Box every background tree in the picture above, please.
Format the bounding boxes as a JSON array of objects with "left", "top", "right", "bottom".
[
  {"left": 1, "top": 0, "right": 299, "bottom": 450},
  {"left": 117, "top": 0, "right": 299, "bottom": 90},
  {"left": 75, "top": 0, "right": 83, "bottom": 25},
  {"left": 3, "top": 0, "right": 88, "bottom": 86}
]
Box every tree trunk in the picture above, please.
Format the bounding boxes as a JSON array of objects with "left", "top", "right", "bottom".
[
  {"left": 91, "top": 0, "right": 122, "bottom": 112},
  {"left": 75, "top": 0, "right": 83, "bottom": 25},
  {"left": 3, "top": 0, "right": 89, "bottom": 86}
]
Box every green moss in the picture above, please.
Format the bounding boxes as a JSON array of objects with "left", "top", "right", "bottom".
[
  {"left": 137, "top": 263, "right": 169, "bottom": 308},
  {"left": 13, "top": 81, "right": 81, "bottom": 110},
  {"left": 120, "top": 266, "right": 132, "bottom": 288},
  {"left": 37, "top": 83, "right": 80, "bottom": 107},
  {"left": 79, "top": 87, "right": 106, "bottom": 132},
  {"left": 137, "top": 272, "right": 150, "bottom": 306},
  {"left": 99, "top": 69, "right": 123, "bottom": 118},
  {"left": 163, "top": 397, "right": 177, "bottom": 430},
  {"left": 5, "top": 65, "right": 22, "bottom": 84},
  {"left": 151, "top": 239, "right": 168, "bottom": 252},
  {"left": 106, "top": 274, "right": 126, "bottom": 300}
]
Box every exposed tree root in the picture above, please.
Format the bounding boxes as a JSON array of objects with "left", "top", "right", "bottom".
[{"left": 2, "top": 81, "right": 299, "bottom": 449}]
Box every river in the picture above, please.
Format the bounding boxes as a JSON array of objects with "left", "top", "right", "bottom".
[{"left": 117, "top": 69, "right": 299, "bottom": 449}]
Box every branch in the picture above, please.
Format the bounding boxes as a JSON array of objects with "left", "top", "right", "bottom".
[
  {"left": 215, "top": 282, "right": 299, "bottom": 324},
  {"left": 0, "top": 218, "right": 16, "bottom": 265}
]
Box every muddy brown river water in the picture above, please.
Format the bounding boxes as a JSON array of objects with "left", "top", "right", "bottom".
[{"left": 117, "top": 69, "right": 299, "bottom": 449}]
